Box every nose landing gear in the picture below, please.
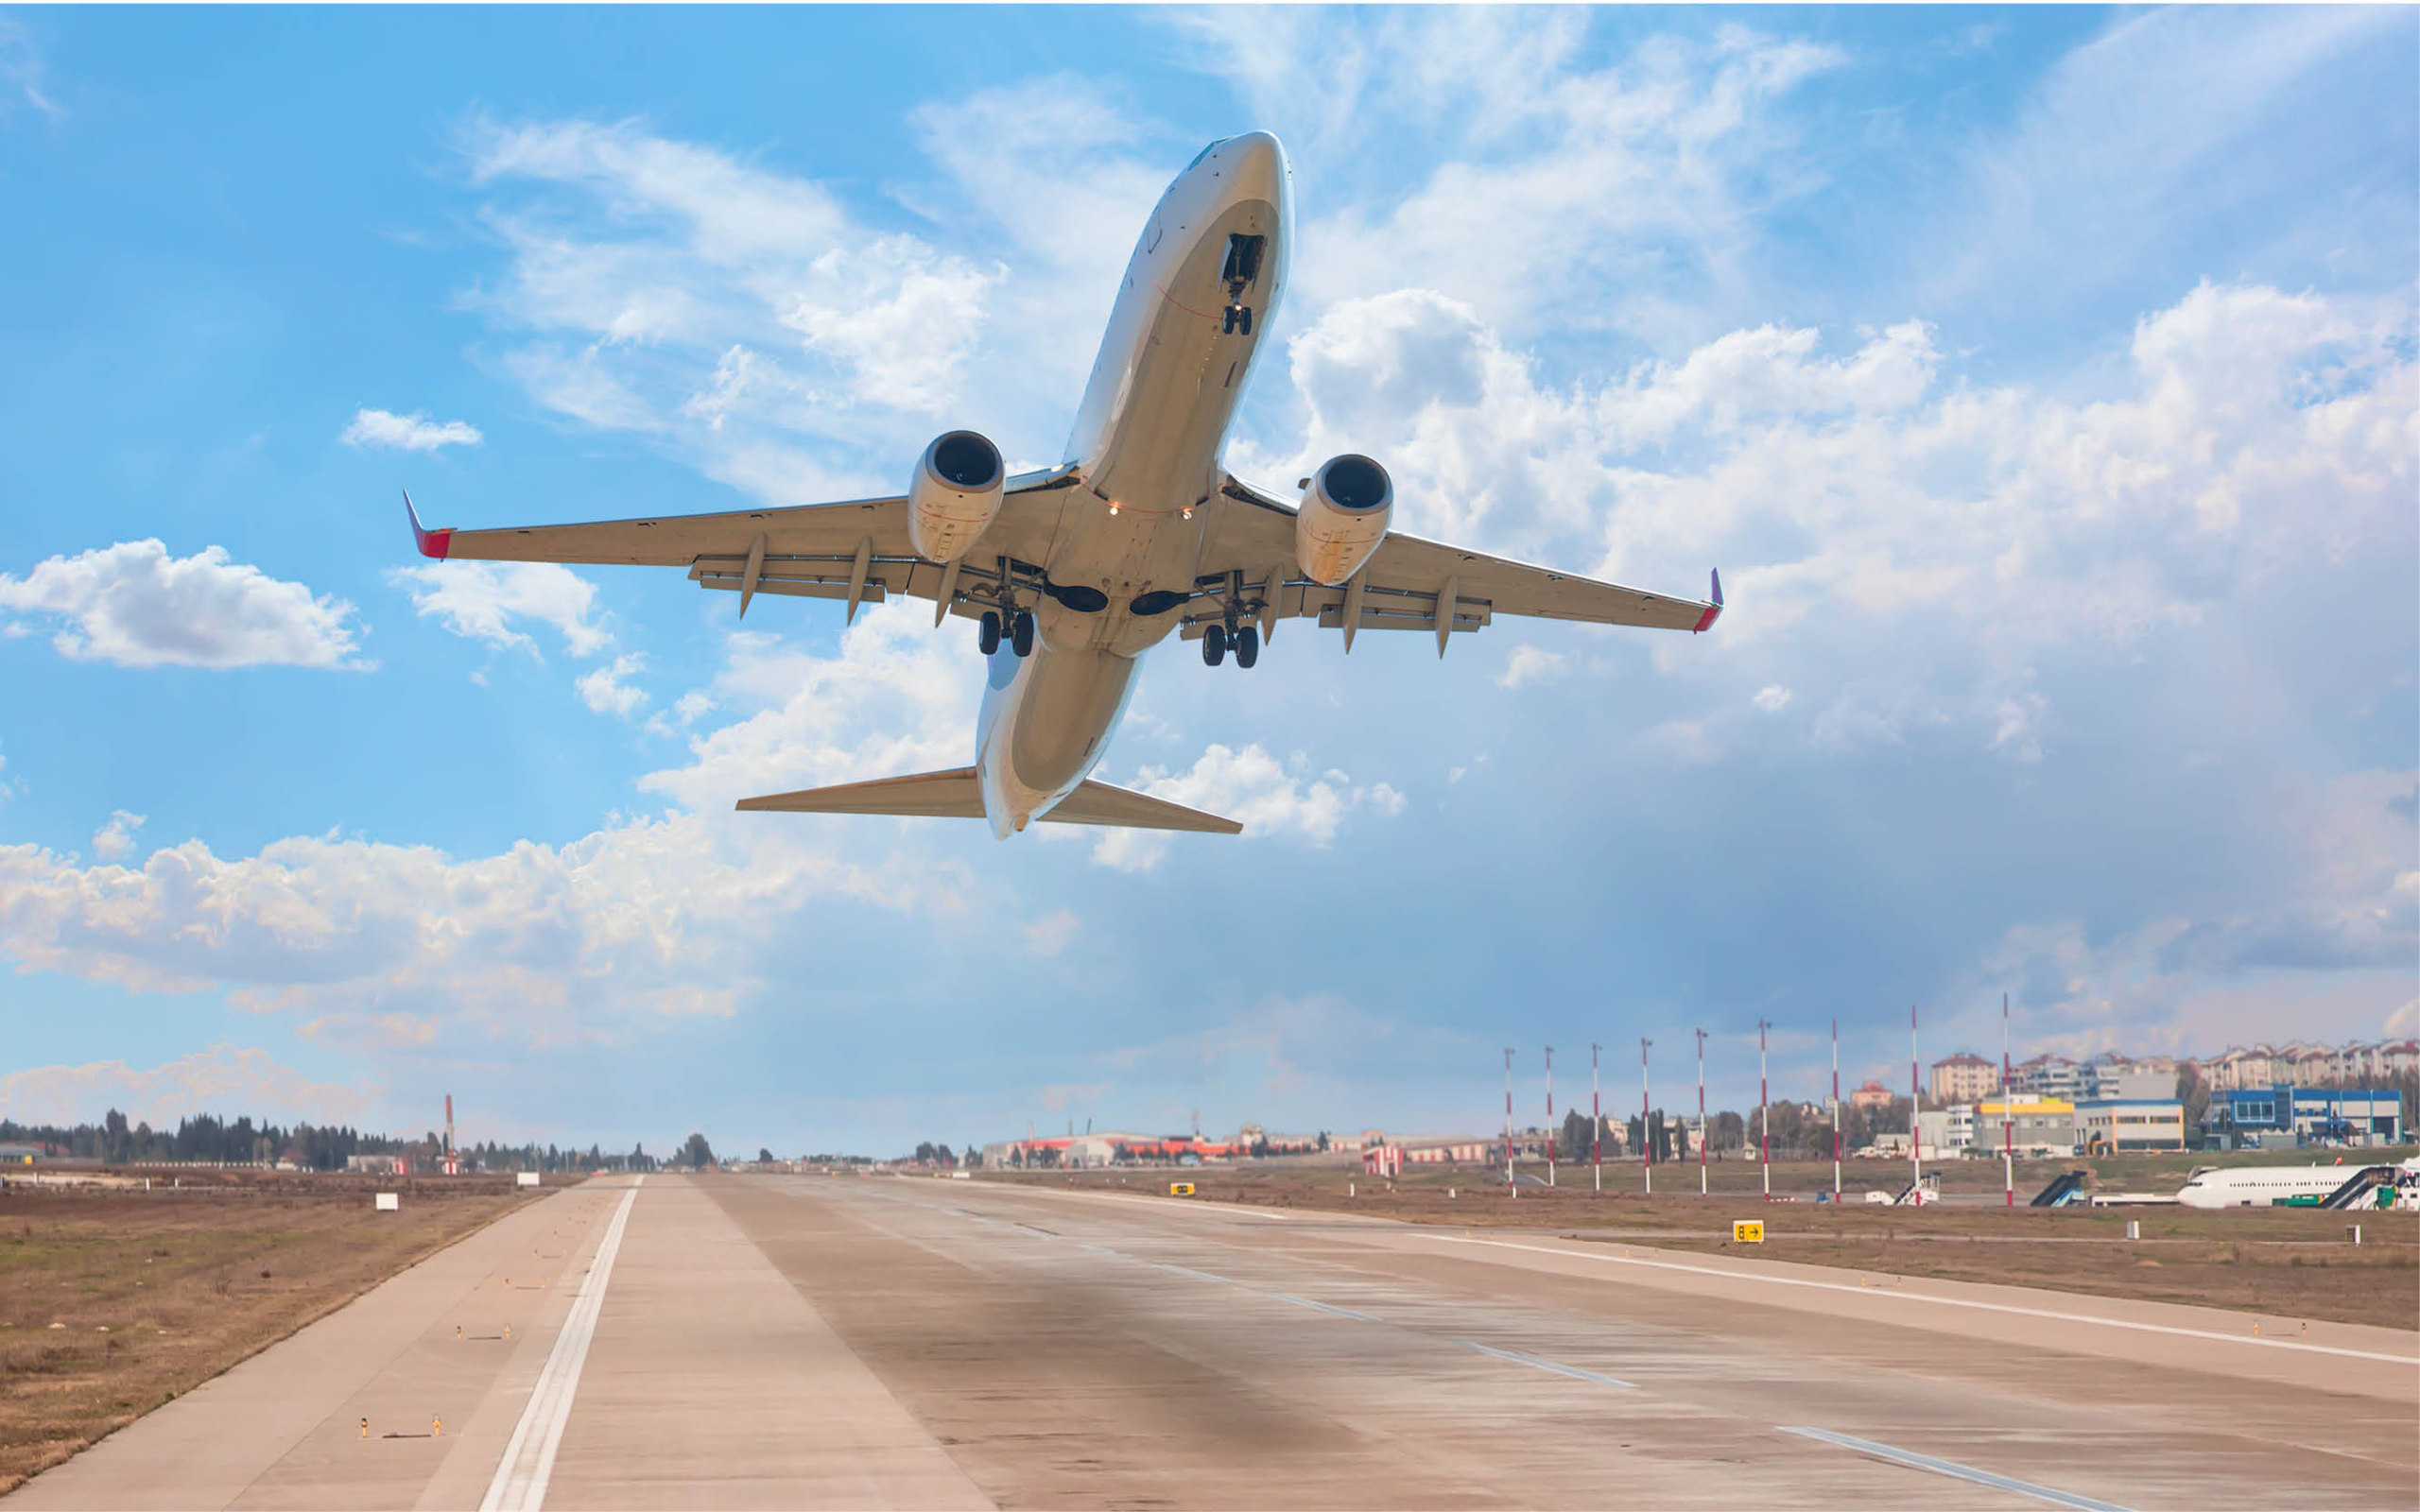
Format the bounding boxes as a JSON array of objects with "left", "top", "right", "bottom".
[{"left": 1221, "top": 303, "right": 1253, "bottom": 336}]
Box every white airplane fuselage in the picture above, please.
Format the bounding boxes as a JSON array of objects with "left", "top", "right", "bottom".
[{"left": 976, "top": 133, "right": 1290, "bottom": 837}]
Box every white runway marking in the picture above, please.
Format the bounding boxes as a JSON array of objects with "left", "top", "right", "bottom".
[
  {"left": 479, "top": 1177, "right": 644, "bottom": 1512},
  {"left": 1456, "top": 1339, "right": 1634, "bottom": 1388},
  {"left": 1781, "top": 1426, "right": 2131, "bottom": 1510},
  {"left": 1428, "top": 1234, "right": 2418, "bottom": 1365},
  {"left": 1272, "top": 1293, "right": 1380, "bottom": 1323}
]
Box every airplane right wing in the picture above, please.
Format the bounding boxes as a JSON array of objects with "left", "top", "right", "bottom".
[
  {"left": 736, "top": 768, "right": 1239, "bottom": 833},
  {"left": 1196, "top": 474, "right": 1720, "bottom": 652}
]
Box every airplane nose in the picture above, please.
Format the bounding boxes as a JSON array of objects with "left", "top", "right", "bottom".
[{"left": 1221, "top": 131, "right": 1287, "bottom": 205}]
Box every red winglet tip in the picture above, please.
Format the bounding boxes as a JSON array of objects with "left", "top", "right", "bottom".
[
  {"left": 1692, "top": 568, "right": 1722, "bottom": 632},
  {"left": 403, "top": 490, "right": 453, "bottom": 559}
]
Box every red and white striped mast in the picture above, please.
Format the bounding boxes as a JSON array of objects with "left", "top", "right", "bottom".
[
  {"left": 1831, "top": 1018, "right": 1841, "bottom": 1198},
  {"left": 1695, "top": 1027, "right": 1709, "bottom": 1195},
  {"left": 2003, "top": 992, "right": 2015, "bottom": 1208},
  {"left": 1640, "top": 1038, "right": 1652, "bottom": 1194},
  {"left": 1502, "top": 1047, "right": 1514, "bottom": 1194},
  {"left": 1910, "top": 1003, "right": 1923, "bottom": 1202},
  {"left": 1591, "top": 1042, "right": 1602, "bottom": 1193},
  {"left": 1757, "top": 1020, "right": 1772, "bottom": 1200},
  {"left": 1545, "top": 1045, "right": 1556, "bottom": 1188}
]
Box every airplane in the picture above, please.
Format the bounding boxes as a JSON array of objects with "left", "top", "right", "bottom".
[{"left": 404, "top": 131, "right": 1721, "bottom": 840}]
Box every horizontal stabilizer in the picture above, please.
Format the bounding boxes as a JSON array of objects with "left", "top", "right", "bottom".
[
  {"left": 735, "top": 769, "right": 1240, "bottom": 834},
  {"left": 736, "top": 768, "right": 984, "bottom": 818},
  {"left": 1041, "top": 781, "right": 1241, "bottom": 834},
  {"left": 731, "top": 764, "right": 1238, "bottom": 836}
]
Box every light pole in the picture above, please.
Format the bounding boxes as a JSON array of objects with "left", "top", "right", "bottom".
[
  {"left": 1591, "top": 1042, "right": 1602, "bottom": 1193},
  {"left": 1757, "top": 1019, "right": 1772, "bottom": 1201},
  {"left": 1545, "top": 1046, "right": 1556, "bottom": 1188},
  {"left": 1695, "top": 1027, "right": 1708, "bottom": 1195},
  {"left": 1502, "top": 1047, "right": 1514, "bottom": 1193},
  {"left": 1640, "top": 1038, "right": 1653, "bottom": 1195}
]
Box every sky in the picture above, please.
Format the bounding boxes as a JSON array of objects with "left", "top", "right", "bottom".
[{"left": 0, "top": 6, "right": 2412, "bottom": 1157}]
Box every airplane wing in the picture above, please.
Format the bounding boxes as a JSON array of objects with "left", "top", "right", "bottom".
[
  {"left": 404, "top": 466, "right": 1086, "bottom": 624},
  {"left": 1193, "top": 474, "right": 1720, "bottom": 652}
]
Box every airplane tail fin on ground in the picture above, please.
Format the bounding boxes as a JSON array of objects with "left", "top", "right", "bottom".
[{"left": 736, "top": 768, "right": 1241, "bottom": 833}]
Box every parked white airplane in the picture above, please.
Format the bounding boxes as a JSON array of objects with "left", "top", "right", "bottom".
[
  {"left": 2173, "top": 1160, "right": 2415, "bottom": 1209},
  {"left": 405, "top": 132, "right": 1721, "bottom": 838}
]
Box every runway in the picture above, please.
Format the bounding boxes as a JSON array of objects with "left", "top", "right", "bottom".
[{"left": 9, "top": 1173, "right": 2413, "bottom": 1509}]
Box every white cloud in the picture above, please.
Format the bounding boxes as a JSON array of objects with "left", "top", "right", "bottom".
[
  {"left": 1498, "top": 644, "right": 1570, "bottom": 689},
  {"left": 1092, "top": 744, "right": 1404, "bottom": 872},
  {"left": 0, "top": 1046, "right": 370, "bottom": 1128},
  {"left": 92, "top": 810, "right": 145, "bottom": 861},
  {"left": 389, "top": 559, "right": 613, "bottom": 658},
  {"left": 340, "top": 407, "right": 483, "bottom": 452},
  {"left": 1752, "top": 684, "right": 1791, "bottom": 712},
  {"left": 575, "top": 652, "right": 649, "bottom": 717},
  {"left": 0, "top": 18, "right": 60, "bottom": 121},
  {"left": 1025, "top": 909, "right": 1079, "bottom": 957},
  {"left": 0, "top": 541, "right": 368, "bottom": 670}
]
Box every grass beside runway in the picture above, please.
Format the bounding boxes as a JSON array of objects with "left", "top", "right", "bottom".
[
  {"left": 969, "top": 1157, "right": 2419, "bottom": 1331},
  {"left": 0, "top": 1171, "right": 553, "bottom": 1493}
]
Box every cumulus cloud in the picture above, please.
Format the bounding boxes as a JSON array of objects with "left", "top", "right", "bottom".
[
  {"left": 1498, "top": 644, "right": 1569, "bottom": 689},
  {"left": 0, "top": 1045, "right": 370, "bottom": 1128},
  {"left": 1092, "top": 744, "right": 1405, "bottom": 872},
  {"left": 389, "top": 559, "right": 614, "bottom": 658},
  {"left": 91, "top": 810, "right": 145, "bottom": 861},
  {"left": 1025, "top": 910, "right": 1080, "bottom": 957},
  {"left": 340, "top": 407, "right": 483, "bottom": 452},
  {"left": 0, "top": 541, "right": 368, "bottom": 670},
  {"left": 575, "top": 652, "right": 649, "bottom": 717}
]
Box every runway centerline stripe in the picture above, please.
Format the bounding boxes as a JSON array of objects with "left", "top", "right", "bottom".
[
  {"left": 1456, "top": 1339, "right": 1634, "bottom": 1388},
  {"left": 479, "top": 1177, "right": 645, "bottom": 1512},
  {"left": 1781, "top": 1426, "right": 2132, "bottom": 1511},
  {"left": 1428, "top": 1234, "right": 2418, "bottom": 1365},
  {"left": 1272, "top": 1293, "right": 1380, "bottom": 1323}
]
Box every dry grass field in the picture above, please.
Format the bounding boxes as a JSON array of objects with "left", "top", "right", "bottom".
[
  {"left": 987, "top": 1157, "right": 2419, "bottom": 1331},
  {"left": 0, "top": 1170, "right": 550, "bottom": 1494}
]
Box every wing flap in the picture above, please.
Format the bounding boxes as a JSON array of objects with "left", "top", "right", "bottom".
[
  {"left": 735, "top": 768, "right": 984, "bottom": 818},
  {"left": 1040, "top": 781, "right": 1242, "bottom": 834}
]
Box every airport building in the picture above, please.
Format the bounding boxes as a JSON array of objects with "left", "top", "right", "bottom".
[
  {"left": 2213, "top": 1086, "right": 2405, "bottom": 1150},
  {"left": 2073, "top": 1098, "right": 2187, "bottom": 1153},
  {"left": 1972, "top": 1098, "right": 2079, "bottom": 1158}
]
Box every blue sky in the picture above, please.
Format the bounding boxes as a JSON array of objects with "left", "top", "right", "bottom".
[{"left": 1, "top": 6, "right": 2412, "bottom": 1156}]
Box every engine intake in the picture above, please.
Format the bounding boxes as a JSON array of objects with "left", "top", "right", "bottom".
[
  {"left": 908, "top": 431, "right": 1005, "bottom": 563},
  {"left": 1294, "top": 454, "right": 1392, "bottom": 586}
]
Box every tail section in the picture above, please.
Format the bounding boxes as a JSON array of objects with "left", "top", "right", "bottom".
[{"left": 736, "top": 768, "right": 1239, "bottom": 834}]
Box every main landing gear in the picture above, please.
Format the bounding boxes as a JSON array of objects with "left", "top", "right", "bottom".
[
  {"left": 978, "top": 609, "right": 1035, "bottom": 659},
  {"left": 1201, "top": 623, "right": 1258, "bottom": 668},
  {"left": 1221, "top": 303, "right": 1253, "bottom": 336}
]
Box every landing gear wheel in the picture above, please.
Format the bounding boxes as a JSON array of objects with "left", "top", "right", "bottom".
[
  {"left": 1011, "top": 610, "right": 1035, "bottom": 659},
  {"left": 1236, "top": 306, "right": 1253, "bottom": 336},
  {"left": 1202, "top": 623, "right": 1227, "bottom": 666},
  {"left": 1234, "top": 625, "right": 1259, "bottom": 668},
  {"left": 977, "top": 610, "right": 1002, "bottom": 656},
  {"left": 1220, "top": 306, "right": 1237, "bottom": 335}
]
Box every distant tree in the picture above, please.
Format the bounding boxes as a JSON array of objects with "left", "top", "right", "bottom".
[
  {"left": 962, "top": 1144, "right": 983, "bottom": 1168},
  {"left": 756, "top": 1146, "right": 775, "bottom": 1165},
  {"left": 1316, "top": 1130, "right": 1330, "bottom": 1152},
  {"left": 682, "top": 1132, "right": 716, "bottom": 1169}
]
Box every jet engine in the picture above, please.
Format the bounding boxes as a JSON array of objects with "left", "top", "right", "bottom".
[
  {"left": 1293, "top": 454, "right": 1392, "bottom": 586},
  {"left": 908, "top": 430, "right": 1005, "bottom": 563}
]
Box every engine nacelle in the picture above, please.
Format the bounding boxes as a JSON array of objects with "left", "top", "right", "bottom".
[
  {"left": 1294, "top": 454, "right": 1392, "bottom": 586},
  {"left": 908, "top": 431, "right": 1005, "bottom": 563}
]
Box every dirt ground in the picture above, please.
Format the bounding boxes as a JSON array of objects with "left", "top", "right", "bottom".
[
  {"left": 0, "top": 1169, "right": 555, "bottom": 1494},
  {"left": 987, "top": 1158, "right": 2420, "bottom": 1332}
]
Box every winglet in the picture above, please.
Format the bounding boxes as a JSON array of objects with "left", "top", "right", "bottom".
[
  {"left": 1692, "top": 568, "right": 1722, "bottom": 633},
  {"left": 404, "top": 490, "right": 452, "bottom": 560}
]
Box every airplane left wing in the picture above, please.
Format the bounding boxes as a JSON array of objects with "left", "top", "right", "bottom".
[
  {"left": 405, "top": 467, "right": 1084, "bottom": 623},
  {"left": 1192, "top": 475, "right": 1720, "bottom": 652}
]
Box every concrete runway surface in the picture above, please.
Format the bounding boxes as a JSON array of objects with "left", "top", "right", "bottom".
[{"left": 8, "top": 1173, "right": 2413, "bottom": 1510}]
